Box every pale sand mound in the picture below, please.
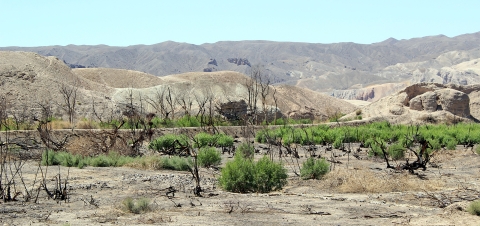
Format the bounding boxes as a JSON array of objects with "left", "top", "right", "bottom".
[
  {"left": 73, "top": 68, "right": 165, "bottom": 88},
  {"left": 1, "top": 51, "right": 356, "bottom": 120},
  {"left": 110, "top": 71, "right": 358, "bottom": 118},
  {"left": 344, "top": 100, "right": 371, "bottom": 107},
  {"left": 0, "top": 51, "right": 112, "bottom": 116}
]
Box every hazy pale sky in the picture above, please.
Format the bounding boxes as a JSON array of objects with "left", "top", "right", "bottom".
[{"left": 1, "top": 0, "right": 479, "bottom": 47}]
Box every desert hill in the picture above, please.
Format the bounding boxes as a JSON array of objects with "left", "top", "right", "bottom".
[
  {"left": 3, "top": 32, "right": 480, "bottom": 98},
  {"left": 0, "top": 51, "right": 356, "bottom": 121},
  {"left": 341, "top": 82, "right": 480, "bottom": 124}
]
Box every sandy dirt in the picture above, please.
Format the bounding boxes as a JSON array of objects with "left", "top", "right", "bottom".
[{"left": 1, "top": 145, "right": 479, "bottom": 226}]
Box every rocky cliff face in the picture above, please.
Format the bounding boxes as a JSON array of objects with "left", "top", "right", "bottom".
[
  {"left": 227, "top": 58, "right": 251, "bottom": 66},
  {"left": 329, "top": 83, "right": 407, "bottom": 102},
  {"left": 341, "top": 83, "right": 480, "bottom": 124}
]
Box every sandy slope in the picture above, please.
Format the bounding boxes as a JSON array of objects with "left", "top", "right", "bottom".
[{"left": 1, "top": 51, "right": 357, "bottom": 119}]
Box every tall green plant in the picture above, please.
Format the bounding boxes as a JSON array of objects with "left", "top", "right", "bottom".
[
  {"left": 219, "top": 154, "right": 287, "bottom": 193},
  {"left": 300, "top": 158, "right": 329, "bottom": 180}
]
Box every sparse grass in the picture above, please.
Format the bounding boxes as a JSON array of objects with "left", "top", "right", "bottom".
[
  {"left": 76, "top": 119, "right": 100, "bottom": 129},
  {"left": 323, "top": 168, "right": 443, "bottom": 193},
  {"left": 475, "top": 145, "right": 480, "bottom": 155},
  {"left": 49, "top": 120, "right": 72, "bottom": 129},
  {"left": 467, "top": 200, "right": 480, "bottom": 216},
  {"left": 123, "top": 156, "right": 164, "bottom": 170},
  {"left": 122, "top": 197, "right": 151, "bottom": 214}
]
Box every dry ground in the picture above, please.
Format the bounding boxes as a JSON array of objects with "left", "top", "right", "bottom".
[{"left": 1, "top": 145, "right": 479, "bottom": 226}]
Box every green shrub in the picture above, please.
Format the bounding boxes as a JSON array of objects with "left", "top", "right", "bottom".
[
  {"left": 176, "top": 115, "right": 200, "bottom": 127},
  {"left": 219, "top": 154, "right": 287, "bottom": 193},
  {"left": 445, "top": 138, "right": 457, "bottom": 150},
  {"left": 89, "top": 155, "right": 111, "bottom": 167},
  {"left": 41, "top": 150, "right": 59, "bottom": 166},
  {"left": 387, "top": 143, "right": 405, "bottom": 160},
  {"left": 468, "top": 200, "right": 480, "bottom": 216},
  {"left": 149, "top": 134, "right": 189, "bottom": 152},
  {"left": 333, "top": 137, "right": 344, "bottom": 149},
  {"left": 122, "top": 197, "right": 151, "bottom": 214},
  {"left": 161, "top": 156, "right": 192, "bottom": 171},
  {"left": 254, "top": 156, "right": 288, "bottom": 193},
  {"left": 197, "top": 147, "right": 221, "bottom": 167},
  {"left": 215, "top": 134, "right": 234, "bottom": 148},
  {"left": 194, "top": 132, "right": 216, "bottom": 148},
  {"left": 300, "top": 158, "right": 329, "bottom": 180},
  {"left": 271, "top": 118, "right": 286, "bottom": 125},
  {"left": 237, "top": 143, "right": 255, "bottom": 159}
]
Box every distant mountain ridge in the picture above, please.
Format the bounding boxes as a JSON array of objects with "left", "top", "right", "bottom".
[{"left": 3, "top": 32, "right": 480, "bottom": 95}]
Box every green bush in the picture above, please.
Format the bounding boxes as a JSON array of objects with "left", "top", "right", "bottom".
[
  {"left": 237, "top": 143, "right": 255, "bottom": 159},
  {"left": 40, "top": 150, "right": 192, "bottom": 171},
  {"left": 41, "top": 150, "right": 60, "bottom": 166},
  {"left": 149, "top": 134, "right": 189, "bottom": 152},
  {"left": 215, "top": 134, "right": 234, "bottom": 148},
  {"left": 197, "top": 147, "right": 221, "bottom": 167},
  {"left": 387, "top": 143, "right": 405, "bottom": 160},
  {"left": 42, "top": 150, "right": 81, "bottom": 167},
  {"left": 122, "top": 197, "right": 151, "bottom": 214},
  {"left": 333, "top": 137, "right": 344, "bottom": 149},
  {"left": 300, "top": 158, "right": 330, "bottom": 180},
  {"left": 194, "top": 132, "right": 216, "bottom": 148},
  {"left": 89, "top": 155, "right": 111, "bottom": 167},
  {"left": 219, "top": 154, "right": 287, "bottom": 193},
  {"left": 176, "top": 115, "right": 200, "bottom": 127},
  {"left": 468, "top": 200, "right": 480, "bottom": 216},
  {"left": 254, "top": 156, "right": 288, "bottom": 193},
  {"left": 161, "top": 156, "right": 192, "bottom": 171},
  {"left": 271, "top": 118, "right": 286, "bottom": 125}
]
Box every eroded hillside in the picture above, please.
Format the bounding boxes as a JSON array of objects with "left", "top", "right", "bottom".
[{"left": 0, "top": 51, "right": 356, "bottom": 121}]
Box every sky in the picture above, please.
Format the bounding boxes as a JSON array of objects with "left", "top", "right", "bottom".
[{"left": 1, "top": 0, "right": 480, "bottom": 47}]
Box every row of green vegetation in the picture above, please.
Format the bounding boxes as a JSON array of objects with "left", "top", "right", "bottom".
[
  {"left": 148, "top": 132, "right": 234, "bottom": 151},
  {"left": 256, "top": 121, "right": 480, "bottom": 157},
  {"left": 41, "top": 150, "right": 193, "bottom": 171},
  {"left": 1, "top": 114, "right": 319, "bottom": 131}
]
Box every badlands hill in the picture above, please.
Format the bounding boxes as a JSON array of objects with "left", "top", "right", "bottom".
[
  {"left": 3, "top": 32, "right": 480, "bottom": 99},
  {"left": 0, "top": 51, "right": 356, "bottom": 121},
  {"left": 341, "top": 82, "right": 480, "bottom": 124}
]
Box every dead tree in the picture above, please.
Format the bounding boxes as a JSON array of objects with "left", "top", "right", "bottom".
[
  {"left": 35, "top": 102, "right": 76, "bottom": 152},
  {"left": 10, "top": 100, "right": 31, "bottom": 130},
  {"left": 165, "top": 87, "right": 177, "bottom": 122},
  {"left": 58, "top": 80, "right": 79, "bottom": 129},
  {"left": 146, "top": 87, "right": 171, "bottom": 124},
  {"left": 176, "top": 88, "right": 194, "bottom": 117},
  {"left": 375, "top": 125, "right": 436, "bottom": 174},
  {"left": 88, "top": 98, "right": 127, "bottom": 155},
  {"left": 123, "top": 89, "right": 155, "bottom": 156},
  {"left": 257, "top": 66, "right": 272, "bottom": 124}
]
